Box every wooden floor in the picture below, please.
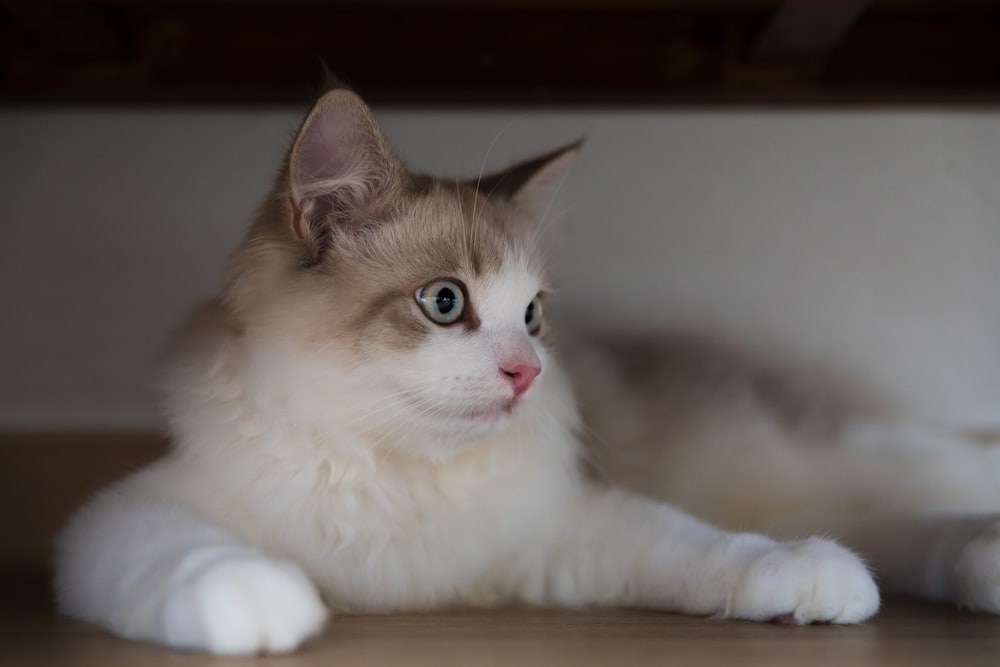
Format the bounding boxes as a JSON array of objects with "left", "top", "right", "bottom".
[
  {"left": 3, "top": 433, "right": 1000, "bottom": 665},
  {"left": 2, "top": 602, "right": 999, "bottom": 667}
]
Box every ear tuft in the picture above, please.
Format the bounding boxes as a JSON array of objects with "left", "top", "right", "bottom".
[
  {"left": 317, "top": 61, "right": 347, "bottom": 93},
  {"left": 287, "top": 89, "right": 405, "bottom": 248}
]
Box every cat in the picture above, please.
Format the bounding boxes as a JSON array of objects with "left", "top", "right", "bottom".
[{"left": 53, "top": 84, "right": 998, "bottom": 656}]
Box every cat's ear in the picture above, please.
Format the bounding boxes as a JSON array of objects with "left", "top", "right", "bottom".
[
  {"left": 286, "top": 89, "right": 406, "bottom": 244},
  {"left": 475, "top": 140, "right": 581, "bottom": 226}
]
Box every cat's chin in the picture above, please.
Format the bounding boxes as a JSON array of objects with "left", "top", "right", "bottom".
[
  {"left": 389, "top": 403, "right": 520, "bottom": 462},
  {"left": 424, "top": 398, "right": 521, "bottom": 445},
  {"left": 454, "top": 399, "right": 518, "bottom": 424}
]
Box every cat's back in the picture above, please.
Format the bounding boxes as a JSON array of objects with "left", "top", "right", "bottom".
[
  {"left": 568, "top": 332, "right": 877, "bottom": 447},
  {"left": 563, "top": 332, "right": 890, "bottom": 529}
]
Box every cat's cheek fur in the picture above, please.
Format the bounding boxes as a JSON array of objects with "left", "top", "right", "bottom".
[
  {"left": 348, "top": 259, "right": 549, "bottom": 457},
  {"left": 384, "top": 335, "right": 548, "bottom": 448}
]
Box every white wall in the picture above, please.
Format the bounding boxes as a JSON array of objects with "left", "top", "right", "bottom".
[{"left": 1, "top": 107, "right": 998, "bottom": 430}]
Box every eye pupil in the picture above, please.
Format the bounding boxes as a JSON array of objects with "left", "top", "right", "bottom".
[
  {"left": 436, "top": 288, "right": 456, "bottom": 314},
  {"left": 525, "top": 296, "right": 542, "bottom": 335}
]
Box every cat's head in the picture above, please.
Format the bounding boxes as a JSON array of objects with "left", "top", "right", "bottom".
[{"left": 223, "top": 87, "right": 578, "bottom": 459}]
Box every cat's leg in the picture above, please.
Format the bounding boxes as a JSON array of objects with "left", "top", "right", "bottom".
[
  {"left": 55, "top": 478, "right": 327, "bottom": 655},
  {"left": 526, "top": 487, "right": 879, "bottom": 624},
  {"left": 837, "top": 514, "right": 1000, "bottom": 613}
]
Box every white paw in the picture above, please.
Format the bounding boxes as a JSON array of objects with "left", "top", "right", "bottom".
[
  {"left": 954, "top": 521, "right": 1000, "bottom": 613},
  {"left": 729, "top": 537, "right": 880, "bottom": 624},
  {"left": 158, "top": 552, "right": 328, "bottom": 655}
]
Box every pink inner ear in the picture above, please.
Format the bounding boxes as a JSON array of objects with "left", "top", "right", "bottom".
[
  {"left": 287, "top": 93, "right": 391, "bottom": 243},
  {"left": 291, "top": 99, "right": 370, "bottom": 200}
]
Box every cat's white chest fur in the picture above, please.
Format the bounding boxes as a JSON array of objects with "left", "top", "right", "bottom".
[{"left": 138, "top": 386, "right": 581, "bottom": 613}]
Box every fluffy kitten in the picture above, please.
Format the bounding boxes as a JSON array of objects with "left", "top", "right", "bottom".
[{"left": 54, "top": 85, "right": 991, "bottom": 656}]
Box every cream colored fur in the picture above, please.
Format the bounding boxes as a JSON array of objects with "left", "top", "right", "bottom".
[
  {"left": 56, "top": 86, "right": 999, "bottom": 656},
  {"left": 573, "top": 336, "right": 1000, "bottom": 609}
]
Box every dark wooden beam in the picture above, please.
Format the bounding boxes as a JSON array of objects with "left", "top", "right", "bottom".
[
  {"left": 749, "top": 1, "right": 871, "bottom": 63},
  {"left": 1, "top": 1, "right": 999, "bottom": 107}
]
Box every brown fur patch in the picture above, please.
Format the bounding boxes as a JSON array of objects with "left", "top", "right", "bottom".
[
  {"left": 583, "top": 333, "right": 887, "bottom": 444},
  {"left": 966, "top": 428, "right": 1000, "bottom": 446},
  {"left": 215, "top": 88, "right": 565, "bottom": 368},
  {"left": 223, "top": 169, "right": 543, "bottom": 361}
]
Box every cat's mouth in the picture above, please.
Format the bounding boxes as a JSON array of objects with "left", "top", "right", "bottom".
[
  {"left": 454, "top": 398, "right": 519, "bottom": 423},
  {"left": 401, "top": 391, "right": 521, "bottom": 427}
]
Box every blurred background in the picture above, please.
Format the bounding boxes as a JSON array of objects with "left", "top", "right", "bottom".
[{"left": 2, "top": 0, "right": 999, "bottom": 433}]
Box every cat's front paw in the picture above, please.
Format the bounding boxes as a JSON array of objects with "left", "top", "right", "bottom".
[
  {"left": 954, "top": 520, "right": 1000, "bottom": 614},
  {"left": 158, "top": 552, "right": 328, "bottom": 655},
  {"left": 729, "top": 537, "right": 879, "bottom": 624}
]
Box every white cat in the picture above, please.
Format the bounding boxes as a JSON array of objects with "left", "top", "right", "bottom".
[{"left": 55, "top": 85, "right": 995, "bottom": 656}]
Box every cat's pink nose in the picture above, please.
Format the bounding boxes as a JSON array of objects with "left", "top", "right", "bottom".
[{"left": 501, "top": 363, "right": 541, "bottom": 397}]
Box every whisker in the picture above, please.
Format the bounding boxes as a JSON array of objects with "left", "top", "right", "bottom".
[
  {"left": 365, "top": 393, "right": 440, "bottom": 445},
  {"left": 454, "top": 175, "right": 471, "bottom": 258},
  {"left": 372, "top": 398, "right": 442, "bottom": 463},
  {"left": 471, "top": 123, "right": 512, "bottom": 253}
]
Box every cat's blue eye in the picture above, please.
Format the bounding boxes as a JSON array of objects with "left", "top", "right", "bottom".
[
  {"left": 525, "top": 296, "right": 542, "bottom": 335},
  {"left": 416, "top": 280, "right": 466, "bottom": 325}
]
